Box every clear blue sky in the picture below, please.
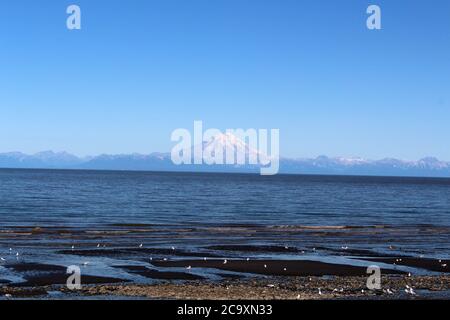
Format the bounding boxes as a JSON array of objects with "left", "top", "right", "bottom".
[{"left": 1, "top": 0, "right": 449, "bottom": 159}]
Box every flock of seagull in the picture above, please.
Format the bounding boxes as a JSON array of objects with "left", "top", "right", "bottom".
[
  {"left": 0, "top": 248, "right": 20, "bottom": 262},
  {"left": 1, "top": 242, "right": 447, "bottom": 299}
]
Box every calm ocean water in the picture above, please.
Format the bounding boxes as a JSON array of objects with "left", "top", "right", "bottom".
[
  {"left": 1, "top": 169, "right": 449, "bottom": 227},
  {"left": 0, "top": 169, "right": 449, "bottom": 282}
]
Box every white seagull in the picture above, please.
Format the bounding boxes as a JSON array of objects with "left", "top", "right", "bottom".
[{"left": 405, "top": 286, "right": 416, "bottom": 295}]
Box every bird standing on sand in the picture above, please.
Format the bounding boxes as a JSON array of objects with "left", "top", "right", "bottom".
[
  {"left": 405, "top": 285, "right": 416, "bottom": 295},
  {"left": 318, "top": 288, "right": 322, "bottom": 295},
  {"left": 223, "top": 259, "right": 228, "bottom": 264}
]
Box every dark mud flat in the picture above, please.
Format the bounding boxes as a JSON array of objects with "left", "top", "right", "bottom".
[
  {"left": 205, "top": 245, "right": 306, "bottom": 253},
  {"left": 5, "top": 263, "right": 127, "bottom": 287},
  {"left": 58, "top": 247, "right": 220, "bottom": 258},
  {"left": 151, "top": 259, "right": 405, "bottom": 277},
  {"left": 315, "top": 247, "right": 450, "bottom": 273},
  {"left": 317, "top": 246, "right": 408, "bottom": 258},
  {"left": 114, "top": 265, "right": 203, "bottom": 281},
  {"left": 356, "top": 257, "right": 450, "bottom": 273}
]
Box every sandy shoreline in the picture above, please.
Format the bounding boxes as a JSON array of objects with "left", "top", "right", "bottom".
[
  {"left": 1, "top": 257, "right": 449, "bottom": 299},
  {"left": 1, "top": 224, "right": 449, "bottom": 299},
  {"left": 1, "top": 275, "right": 449, "bottom": 300}
]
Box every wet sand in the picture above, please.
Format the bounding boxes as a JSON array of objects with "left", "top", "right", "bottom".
[
  {"left": 114, "top": 265, "right": 204, "bottom": 281},
  {"left": 1, "top": 253, "right": 449, "bottom": 299},
  {"left": 151, "top": 259, "right": 405, "bottom": 277},
  {"left": 1, "top": 224, "right": 450, "bottom": 299},
  {"left": 353, "top": 257, "right": 450, "bottom": 273}
]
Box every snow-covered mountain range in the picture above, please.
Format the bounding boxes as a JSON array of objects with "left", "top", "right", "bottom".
[
  {"left": 1, "top": 134, "right": 449, "bottom": 177},
  {"left": 1, "top": 150, "right": 449, "bottom": 177}
]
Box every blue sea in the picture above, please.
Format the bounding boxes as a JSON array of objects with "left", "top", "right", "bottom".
[{"left": 0, "top": 169, "right": 449, "bottom": 283}]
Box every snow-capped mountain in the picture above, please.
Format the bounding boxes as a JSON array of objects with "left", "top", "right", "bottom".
[
  {"left": 280, "top": 156, "right": 450, "bottom": 176},
  {"left": 0, "top": 151, "right": 84, "bottom": 168},
  {"left": 199, "top": 132, "right": 272, "bottom": 165}
]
